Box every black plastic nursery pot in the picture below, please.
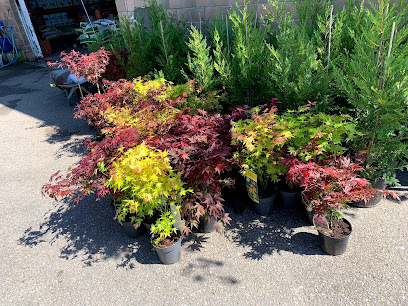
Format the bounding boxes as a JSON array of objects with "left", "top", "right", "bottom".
[
  {"left": 142, "top": 211, "right": 161, "bottom": 233},
  {"left": 301, "top": 193, "right": 315, "bottom": 225},
  {"left": 142, "top": 222, "right": 152, "bottom": 233},
  {"left": 350, "top": 179, "right": 386, "bottom": 208},
  {"left": 254, "top": 193, "right": 276, "bottom": 216},
  {"left": 317, "top": 218, "right": 352, "bottom": 256},
  {"left": 122, "top": 222, "right": 143, "bottom": 238},
  {"left": 151, "top": 234, "right": 182, "bottom": 265},
  {"left": 350, "top": 193, "right": 382, "bottom": 208},
  {"left": 305, "top": 208, "right": 315, "bottom": 225},
  {"left": 279, "top": 189, "right": 299, "bottom": 209},
  {"left": 198, "top": 217, "right": 216, "bottom": 233}
]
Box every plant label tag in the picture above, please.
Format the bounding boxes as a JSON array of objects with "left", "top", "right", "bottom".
[
  {"left": 313, "top": 214, "right": 332, "bottom": 234},
  {"left": 245, "top": 170, "right": 259, "bottom": 204},
  {"left": 304, "top": 201, "right": 313, "bottom": 212}
]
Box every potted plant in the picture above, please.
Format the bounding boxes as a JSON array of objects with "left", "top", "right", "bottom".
[
  {"left": 287, "top": 156, "right": 399, "bottom": 255},
  {"left": 334, "top": 0, "right": 408, "bottom": 194},
  {"left": 110, "top": 198, "right": 144, "bottom": 238},
  {"left": 48, "top": 48, "right": 110, "bottom": 99},
  {"left": 197, "top": 214, "right": 217, "bottom": 233},
  {"left": 102, "top": 142, "right": 192, "bottom": 242},
  {"left": 121, "top": 213, "right": 144, "bottom": 238},
  {"left": 277, "top": 101, "right": 360, "bottom": 208},
  {"left": 151, "top": 109, "right": 233, "bottom": 233},
  {"left": 151, "top": 211, "right": 183, "bottom": 264},
  {"left": 142, "top": 209, "right": 162, "bottom": 233},
  {"left": 276, "top": 178, "right": 299, "bottom": 209},
  {"left": 349, "top": 177, "right": 387, "bottom": 208},
  {"left": 42, "top": 125, "right": 145, "bottom": 204},
  {"left": 43, "top": 75, "right": 184, "bottom": 202},
  {"left": 231, "top": 101, "right": 359, "bottom": 214},
  {"left": 231, "top": 104, "right": 290, "bottom": 215}
]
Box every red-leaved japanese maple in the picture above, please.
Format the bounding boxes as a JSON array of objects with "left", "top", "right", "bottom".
[
  {"left": 44, "top": 79, "right": 189, "bottom": 203},
  {"left": 74, "top": 79, "right": 138, "bottom": 130},
  {"left": 151, "top": 109, "right": 233, "bottom": 232},
  {"left": 75, "top": 78, "right": 186, "bottom": 131},
  {"left": 286, "top": 157, "right": 400, "bottom": 219},
  {"left": 42, "top": 125, "right": 143, "bottom": 202},
  {"left": 103, "top": 49, "right": 128, "bottom": 81},
  {"left": 48, "top": 48, "right": 110, "bottom": 94}
]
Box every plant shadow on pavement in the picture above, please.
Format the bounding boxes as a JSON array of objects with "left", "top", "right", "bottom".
[
  {"left": 17, "top": 194, "right": 322, "bottom": 274},
  {"left": 18, "top": 195, "right": 163, "bottom": 268},
  {"left": 224, "top": 201, "right": 324, "bottom": 260},
  {"left": 44, "top": 126, "right": 96, "bottom": 158},
  {"left": 224, "top": 170, "right": 408, "bottom": 260},
  {"left": 180, "top": 257, "right": 240, "bottom": 285},
  {"left": 17, "top": 195, "right": 232, "bottom": 273},
  {"left": 183, "top": 233, "right": 210, "bottom": 252},
  {"left": 17, "top": 196, "right": 239, "bottom": 283},
  {"left": 0, "top": 62, "right": 96, "bottom": 158}
]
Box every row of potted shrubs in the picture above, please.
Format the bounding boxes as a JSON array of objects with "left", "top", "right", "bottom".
[
  {"left": 43, "top": 59, "right": 400, "bottom": 263},
  {"left": 42, "top": 0, "right": 407, "bottom": 263}
]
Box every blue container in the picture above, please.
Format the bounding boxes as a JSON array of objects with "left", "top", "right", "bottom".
[{"left": 0, "top": 37, "right": 13, "bottom": 53}]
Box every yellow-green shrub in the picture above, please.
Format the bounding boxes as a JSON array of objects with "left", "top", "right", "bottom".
[{"left": 102, "top": 142, "right": 192, "bottom": 225}]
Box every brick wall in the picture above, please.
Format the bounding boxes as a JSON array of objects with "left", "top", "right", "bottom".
[
  {"left": 0, "top": 0, "right": 35, "bottom": 60},
  {"left": 115, "top": 0, "right": 350, "bottom": 25}
]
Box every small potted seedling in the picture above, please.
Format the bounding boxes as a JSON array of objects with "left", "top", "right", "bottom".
[{"left": 151, "top": 211, "right": 183, "bottom": 264}]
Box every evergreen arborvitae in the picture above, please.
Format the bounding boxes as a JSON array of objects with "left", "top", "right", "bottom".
[
  {"left": 334, "top": 0, "right": 408, "bottom": 184},
  {"left": 145, "top": 0, "right": 187, "bottom": 83},
  {"left": 213, "top": 28, "right": 232, "bottom": 93},
  {"left": 213, "top": 1, "right": 269, "bottom": 106},
  {"left": 184, "top": 26, "right": 217, "bottom": 93},
  {"left": 263, "top": 0, "right": 333, "bottom": 111}
]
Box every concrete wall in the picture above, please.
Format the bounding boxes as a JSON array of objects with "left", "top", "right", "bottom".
[
  {"left": 115, "top": 0, "right": 350, "bottom": 26},
  {"left": 0, "top": 0, "right": 35, "bottom": 60}
]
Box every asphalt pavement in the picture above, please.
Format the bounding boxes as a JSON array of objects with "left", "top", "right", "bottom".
[{"left": 0, "top": 62, "right": 407, "bottom": 305}]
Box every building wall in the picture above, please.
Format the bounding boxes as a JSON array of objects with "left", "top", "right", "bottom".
[
  {"left": 115, "top": 0, "right": 350, "bottom": 26},
  {"left": 0, "top": 0, "right": 36, "bottom": 60}
]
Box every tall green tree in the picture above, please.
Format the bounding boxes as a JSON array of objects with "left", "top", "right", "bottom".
[
  {"left": 334, "top": 0, "right": 408, "bottom": 184},
  {"left": 184, "top": 26, "right": 217, "bottom": 93},
  {"left": 263, "top": 0, "right": 334, "bottom": 111},
  {"left": 213, "top": 1, "right": 270, "bottom": 106}
]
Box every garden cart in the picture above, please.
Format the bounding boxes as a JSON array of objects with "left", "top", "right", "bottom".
[{"left": 50, "top": 69, "right": 89, "bottom": 105}]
